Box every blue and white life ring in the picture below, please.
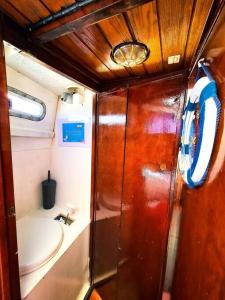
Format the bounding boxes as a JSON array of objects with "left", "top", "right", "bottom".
[{"left": 179, "top": 60, "right": 221, "bottom": 188}]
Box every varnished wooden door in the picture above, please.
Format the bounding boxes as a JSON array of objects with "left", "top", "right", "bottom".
[
  {"left": 93, "top": 76, "right": 186, "bottom": 300},
  {"left": 0, "top": 19, "right": 21, "bottom": 300},
  {"left": 117, "top": 77, "right": 185, "bottom": 300},
  {"left": 93, "top": 90, "right": 127, "bottom": 299}
]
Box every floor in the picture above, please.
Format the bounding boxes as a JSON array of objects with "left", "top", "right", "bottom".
[
  {"left": 90, "top": 290, "right": 103, "bottom": 300},
  {"left": 90, "top": 288, "right": 171, "bottom": 300}
]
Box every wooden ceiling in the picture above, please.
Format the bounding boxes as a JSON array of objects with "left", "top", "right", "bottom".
[{"left": 0, "top": 0, "right": 219, "bottom": 90}]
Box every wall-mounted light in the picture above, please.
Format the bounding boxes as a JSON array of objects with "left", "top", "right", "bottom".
[
  {"left": 60, "top": 87, "right": 84, "bottom": 105},
  {"left": 111, "top": 41, "right": 150, "bottom": 67}
]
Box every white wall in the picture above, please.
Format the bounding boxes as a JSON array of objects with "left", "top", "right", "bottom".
[
  {"left": 7, "top": 66, "right": 58, "bottom": 138},
  {"left": 7, "top": 64, "right": 94, "bottom": 220},
  {"left": 51, "top": 90, "right": 94, "bottom": 217},
  {"left": 6, "top": 66, "right": 58, "bottom": 219},
  {"left": 11, "top": 138, "right": 52, "bottom": 219}
]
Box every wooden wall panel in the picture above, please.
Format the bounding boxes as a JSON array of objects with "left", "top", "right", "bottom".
[
  {"left": 127, "top": 1, "right": 163, "bottom": 73},
  {"left": 172, "top": 6, "right": 225, "bottom": 300}
]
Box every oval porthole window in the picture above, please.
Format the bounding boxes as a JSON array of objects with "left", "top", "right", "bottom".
[{"left": 8, "top": 86, "right": 46, "bottom": 121}]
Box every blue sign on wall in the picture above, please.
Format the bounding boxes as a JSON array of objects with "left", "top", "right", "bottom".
[{"left": 62, "top": 122, "right": 85, "bottom": 143}]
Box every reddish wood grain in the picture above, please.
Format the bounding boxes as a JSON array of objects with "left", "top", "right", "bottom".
[
  {"left": 49, "top": 33, "right": 114, "bottom": 80},
  {"left": 41, "top": 0, "right": 75, "bottom": 13},
  {"left": 0, "top": 22, "right": 20, "bottom": 300},
  {"left": 6, "top": 0, "right": 50, "bottom": 23},
  {"left": 93, "top": 90, "right": 127, "bottom": 299},
  {"left": 127, "top": 1, "right": 163, "bottom": 74},
  {"left": 93, "top": 76, "right": 185, "bottom": 299},
  {"left": 98, "top": 14, "right": 146, "bottom": 76},
  {"left": 89, "top": 289, "right": 103, "bottom": 300},
  {"left": 90, "top": 94, "right": 97, "bottom": 283},
  {"left": 172, "top": 6, "right": 225, "bottom": 300},
  {"left": 1, "top": 13, "right": 100, "bottom": 90},
  {"left": 157, "top": 0, "right": 195, "bottom": 71},
  {"left": 32, "top": 0, "right": 151, "bottom": 42},
  {"left": 77, "top": 25, "right": 130, "bottom": 78},
  {"left": 96, "top": 89, "right": 127, "bottom": 212},
  {"left": 0, "top": 1, "right": 30, "bottom": 27},
  {"left": 0, "top": 0, "right": 217, "bottom": 83},
  {"left": 117, "top": 77, "right": 185, "bottom": 300},
  {"left": 184, "top": 0, "right": 214, "bottom": 67},
  {"left": 0, "top": 157, "right": 10, "bottom": 300}
]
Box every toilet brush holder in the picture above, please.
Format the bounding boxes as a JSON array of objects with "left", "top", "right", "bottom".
[{"left": 42, "top": 170, "right": 56, "bottom": 209}]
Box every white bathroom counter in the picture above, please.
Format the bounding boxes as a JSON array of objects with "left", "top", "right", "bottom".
[{"left": 19, "top": 206, "right": 90, "bottom": 299}]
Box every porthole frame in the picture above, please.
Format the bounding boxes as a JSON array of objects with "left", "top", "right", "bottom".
[{"left": 8, "top": 86, "right": 46, "bottom": 121}]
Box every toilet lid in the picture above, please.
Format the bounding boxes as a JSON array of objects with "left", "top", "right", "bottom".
[{"left": 17, "top": 216, "right": 63, "bottom": 276}]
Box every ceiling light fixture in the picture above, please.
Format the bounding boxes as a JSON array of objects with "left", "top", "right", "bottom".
[{"left": 111, "top": 41, "right": 150, "bottom": 67}]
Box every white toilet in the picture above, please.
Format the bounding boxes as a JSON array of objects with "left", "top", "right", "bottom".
[{"left": 16, "top": 216, "right": 63, "bottom": 276}]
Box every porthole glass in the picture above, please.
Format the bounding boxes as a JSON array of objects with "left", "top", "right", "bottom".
[{"left": 8, "top": 87, "right": 46, "bottom": 121}]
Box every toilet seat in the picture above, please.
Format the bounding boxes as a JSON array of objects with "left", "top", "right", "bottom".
[{"left": 16, "top": 216, "right": 63, "bottom": 276}]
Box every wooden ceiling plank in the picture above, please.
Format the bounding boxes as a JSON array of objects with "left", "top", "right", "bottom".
[
  {"left": 39, "top": 0, "right": 52, "bottom": 13},
  {"left": 127, "top": 1, "right": 163, "bottom": 74},
  {"left": 42, "top": 42, "right": 101, "bottom": 82},
  {"left": 32, "top": 0, "right": 153, "bottom": 43},
  {"left": 0, "top": 2, "right": 30, "bottom": 27},
  {"left": 41, "top": 0, "right": 76, "bottom": 13},
  {"left": 1, "top": 12, "right": 100, "bottom": 90},
  {"left": 77, "top": 25, "right": 131, "bottom": 77},
  {"left": 63, "top": 0, "right": 77, "bottom": 5},
  {"left": 98, "top": 13, "right": 146, "bottom": 76},
  {"left": 184, "top": 0, "right": 215, "bottom": 67},
  {"left": 51, "top": 33, "right": 115, "bottom": 80},
  {"left": 68, "top": 33, "right": 116, "bottom": 79},
  {"left": 122, "top": 12, "right": 148, "bottom": 75},
  {"left": 6, "top": 0, "right": 51, "bottom": 23},
  {"left": 157, "top": 0, "right": 195, "bottom": 71},
  {"left": 98, "top": 14, "right": 131, "bottom": 45}
]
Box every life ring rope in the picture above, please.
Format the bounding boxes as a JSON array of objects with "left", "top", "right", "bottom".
[{"left": 179, "top": 60, "right": 221, "bottom": 188}]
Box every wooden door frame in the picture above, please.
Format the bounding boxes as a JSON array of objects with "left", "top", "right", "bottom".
[{"left": 0, "top": 17, "right": 21, "bottom": 300}]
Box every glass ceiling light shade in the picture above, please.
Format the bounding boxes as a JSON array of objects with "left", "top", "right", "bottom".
[{"left": 111, "top": 42, "right": 150, "bottom": 67}]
